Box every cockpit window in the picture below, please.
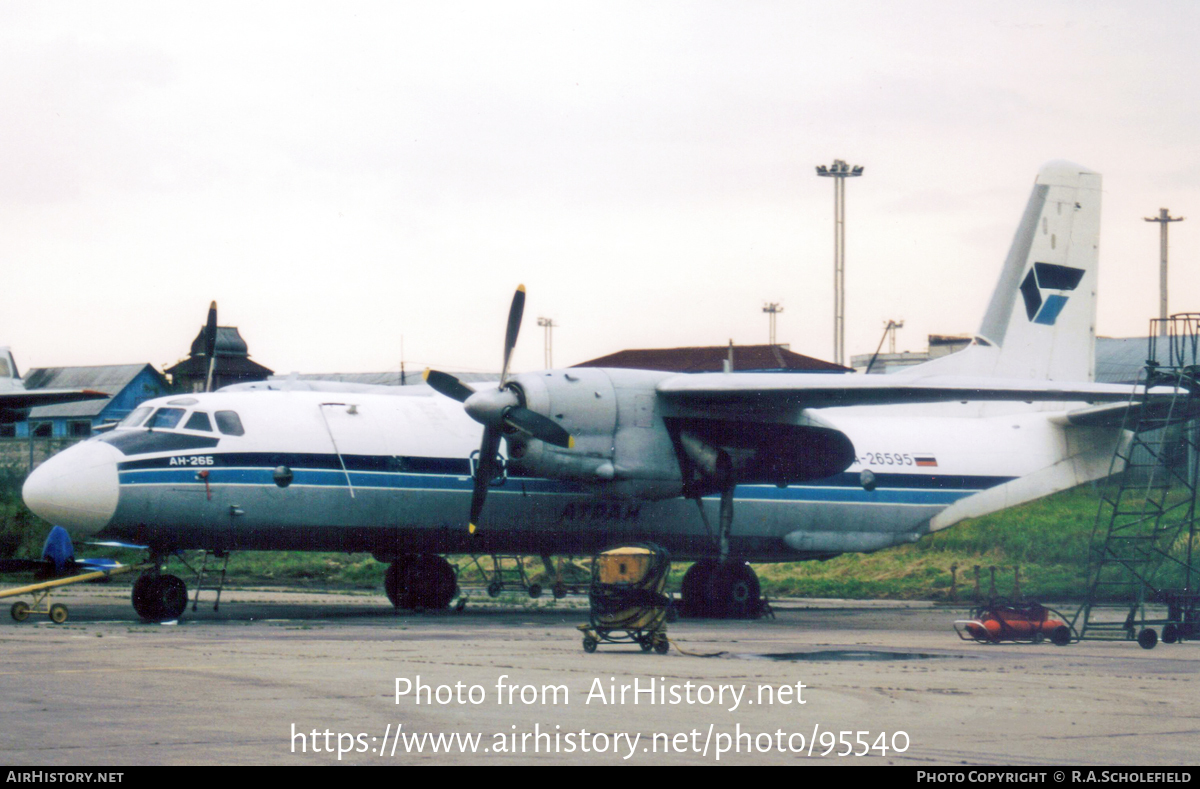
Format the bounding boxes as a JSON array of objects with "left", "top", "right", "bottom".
[
  {"left": 214, "top": 410, "right": 245, "bottom": 436},
  {"left": 119, "top": 407, "right": 152, "bottom": 428},
  {"left": 145, "top": 408, "right": 186, "bottom": 430},
  {"left": 184, "top": 411, "right": 213, "bottom": 432}
]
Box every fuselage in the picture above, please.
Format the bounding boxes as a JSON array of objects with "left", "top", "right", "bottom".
[{"left": 21, "top": 374, "right": 1120, "bottom": 562}]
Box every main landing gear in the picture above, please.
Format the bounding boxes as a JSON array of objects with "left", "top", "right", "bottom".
[
  {"left": 384, "top": 554, "right": 458, "bottom": 610},
  {"left": 680, "top": 559, "right": 762, "bottom": 619},
  {"left": 131, "top": 572, "right": 189, "bottom": 622}
]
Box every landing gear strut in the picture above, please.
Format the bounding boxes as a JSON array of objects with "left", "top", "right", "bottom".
[
  {"left": 384, "top": 555, "right": 458, "bottom": 610},
  {"left": 131, "top": 572, "right": 188, "bottom": 621}
]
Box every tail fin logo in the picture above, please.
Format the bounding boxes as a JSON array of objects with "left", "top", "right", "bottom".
[{"left": 1019, "top": 262, "right": 1085, "bottom": 326}]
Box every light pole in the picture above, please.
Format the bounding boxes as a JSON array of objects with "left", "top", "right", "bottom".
[
  {"left": 1144, "top": 208, "right": 1184, "bottom": 335},
  {"left": 763, "top": 302, "right": 783, "bottom": 346},
  {"left": 816, "top": 159, "right": 864, "bottom": 366},
  {"left": 537, "top": 317, "right": 556, "bottom": 368},
  {"left": 884, "top": 319, "right": 904, "bottom": 354}
]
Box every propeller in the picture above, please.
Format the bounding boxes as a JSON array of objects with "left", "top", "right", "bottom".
[
  {"left": 203, "top": 301, "right": 218, "bottom": 393},
  {"left": 423, "top": 285, "right": 573, "bottom": 533}
]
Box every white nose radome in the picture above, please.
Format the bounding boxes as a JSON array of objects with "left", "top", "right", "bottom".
[{"left": 23, "top": 440, "right": 121, "bottom": 536}]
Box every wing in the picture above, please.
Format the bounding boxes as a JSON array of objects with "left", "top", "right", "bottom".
[
  {"left": 656, "top": 372, "right": 1140, "bottom": 412},
  {"left": 0, "top": 388, "right": 109, "bottom": 410}
]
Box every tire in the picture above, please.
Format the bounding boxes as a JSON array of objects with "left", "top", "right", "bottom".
[
  {"left": 527, "top": 583, "right": 542, "bottom": 599},
  {"left": 654, "top": 638, "right": 670, "bottom": 655},
  {"left": 156, "top": 575, "right": 188, "bottom": 620},
  {"left": 582, "top": 636, "right": 598, "bottom": 653},
  {"left": 487, "top": 581, "right": 502, "bottom": 598},
  {"left": 680, "top": 560, "right": 718, "bottom": 618},
  {"left": 1050, "top": 625, "right": 1072, "bottom": 646},
  {"left": 131, "top": 573, "right": 160, "bottom": 620},
  {"left": 705, "top": 562, "right": 761, "bottom": 619},
  {"left": 384, "top": 560, "right": 407, "bottom": 608},
  {"left": 552, "top": 583, "right": 567, "bottom": 599},
  {"left": 639, "top": 638, "right": 653, "bottom": 652},
  {"left": 1138, "top": 628, "right": 1158, "bottom": 650},
  {"left": 405, "top": 555, "right": 458, "bottom": 610},
  {"left": 10, "top": 601, "right": 29, "bottom": 622},
  {"left": 49, "top": 604, "right": 68, "bottom": 624},
  {"left": 1162, "top": 624, "right": 1178, "bottom": 644}
]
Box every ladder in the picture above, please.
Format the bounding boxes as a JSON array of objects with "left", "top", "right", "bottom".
[{"left": 1072, "top": 314, "right": 1200, "bottom": 648}]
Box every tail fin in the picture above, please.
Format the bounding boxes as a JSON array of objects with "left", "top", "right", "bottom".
[{"left": 914, "top": 161, "right": 1102, "bottom": 381}]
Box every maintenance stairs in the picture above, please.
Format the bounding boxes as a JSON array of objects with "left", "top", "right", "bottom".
[{"left": 1071, "top": 314, "right": 1200, "bottom": 648}]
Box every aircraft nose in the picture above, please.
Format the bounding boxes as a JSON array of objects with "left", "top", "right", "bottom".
[{"left": 23, "top": 440, "right": 121, "bottom": 536}]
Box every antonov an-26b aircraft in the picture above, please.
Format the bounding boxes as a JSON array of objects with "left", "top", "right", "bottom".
[{"left": 22, "top": 161, "right": 1147, "bottom": 620}]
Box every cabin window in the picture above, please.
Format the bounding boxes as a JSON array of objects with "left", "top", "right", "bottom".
[
  {"left": 215, "top": 410, "right": 245, "bottom": 436},
  {"left": 145, "top": 407, "right": 185, "bottom": 430},
  {"left": 184, "top": 411, "right": 213, "bottom": 432},
  {"left": 119, "top": 407, "right": 153, "bottom": 428}
]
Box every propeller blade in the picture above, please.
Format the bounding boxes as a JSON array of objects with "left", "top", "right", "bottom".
[
  {"left": 423, "top": 369, "right": 476, "bottom": 403},
  {"left": 504, "top": 407, "right": 574, "bottom": 449},
  {"left": 204, "top": 301, "right": 218, "bottom": 393},
  {"left": 469, "top": 426, "right": 503, "bottom": 533},
  {"left": 498, "top": 285, "right": 525, "bottom": 386}
]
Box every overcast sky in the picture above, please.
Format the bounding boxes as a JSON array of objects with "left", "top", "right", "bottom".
[{"left": 2, "top": 1, "right": 1197, "bottom": 377}]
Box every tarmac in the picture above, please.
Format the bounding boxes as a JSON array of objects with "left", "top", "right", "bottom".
[{"left": 1, "top": 585, "right": 1197, "bottom": 766}]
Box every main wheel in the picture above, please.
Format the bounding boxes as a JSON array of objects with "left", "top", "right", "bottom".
[
  {"left": 680, "top": 559, "right": 719, "bottom": 617},
  {"left": 49, "top": 604, "right": 68, "bottom": 624},
  {"left": 132, "top": 574, "right": 188, "bottom": 621},
  {"left": 10, "top": 601, "right": 29, "bottom": 622},
  {"left": 131, "top": 573, "right": 160, "bottom": 620},
  {"left": 155, "top": 575, "right": 188, "bottom": 620},
  {"left": 404, "top": 555, "right": 458, "bottom": 610},
  {"left": 701, "top": 561, "right": 761, "bottom": 619},
  {"left": 384, "top": 557, "right": 413, "bottom": 609}
]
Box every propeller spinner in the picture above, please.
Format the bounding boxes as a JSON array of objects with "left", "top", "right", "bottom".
[{"left": 424, "top": 286, "right": 573, "bottom": 533}]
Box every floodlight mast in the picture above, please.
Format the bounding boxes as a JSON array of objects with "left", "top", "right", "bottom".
[
  {"left": 816, "top": 159, "right": 864, "bottom": 366},
  {"left": 763, "top": 302, "right": 783, "bottom": 346},
  {"left": 537, "top": 317, "right": 556, "bottom": 368},
  {"left": 1144, "top": 208, "right": 1184, "bottom": 337}
]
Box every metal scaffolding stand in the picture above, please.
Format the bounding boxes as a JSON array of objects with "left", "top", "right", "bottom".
[{"left": 1071, "top": 314, "right": 1200, "bottom": 648}]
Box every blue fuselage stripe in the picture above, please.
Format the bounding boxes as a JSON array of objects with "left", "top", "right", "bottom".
[{"left": 117, "top": 459, "right": 1009, "bottom": 506}]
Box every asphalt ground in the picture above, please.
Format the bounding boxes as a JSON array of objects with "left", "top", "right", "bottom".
[{"left": 1, "top": 585, "right": 1196, "bottom": 766}]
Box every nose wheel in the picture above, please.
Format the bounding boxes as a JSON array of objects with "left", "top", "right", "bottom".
[{"left": 131, "top": 573, "right": 188, "bottom": 622}]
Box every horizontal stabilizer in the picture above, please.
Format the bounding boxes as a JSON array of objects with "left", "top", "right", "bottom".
[
  {"left": 1056, "top": 394, "right": 1200, "bottom": 428},
  {"left": 0, "top": 388, "right": 109, "bottom": 410}
]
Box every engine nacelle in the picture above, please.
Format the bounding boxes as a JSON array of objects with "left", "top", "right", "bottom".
[{"left": 504, "top": 368, "right": 684, "bottom": 500}]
